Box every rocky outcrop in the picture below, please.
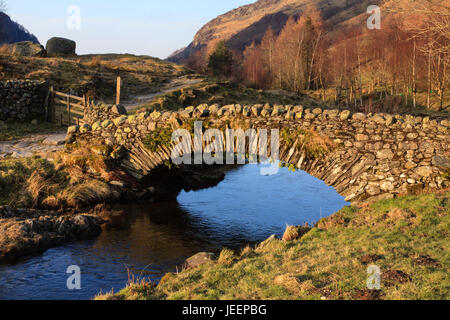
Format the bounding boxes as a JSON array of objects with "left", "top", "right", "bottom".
[
  {"left": 0, "top": 80, "right": 49, "bottom": 122},
  {"left": 46, "top": 37, "right": 76, "bottom": 55},
  {"left": 0, "top": 206, "right": 104, "bottom": 263},
  {"left": 68, "top": 103, "right": 449, "bottom": 204},
  {"left": 8, "top": 41, "right": 46, "bottom": 57}
]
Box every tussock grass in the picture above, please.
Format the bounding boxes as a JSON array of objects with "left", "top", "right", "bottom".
[
  {"left": 63, "top": 180, "right": 113, "bottom": 208},
  {"left": 218, "top": 249, "right": 237, "bottom": 266},
  {"left": 0, "top": 157, "right": 68, "bottom": 208},
  {"left": 0, "top": 146, "right": 116, "bottom": 210},
  {"left": 104, "top": 191, "right": 449, "bottom": 300}
]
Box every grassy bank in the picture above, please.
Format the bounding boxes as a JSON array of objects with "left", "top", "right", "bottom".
[
  {"left": 0, "top": 152, "right": 115, "bottom": 210},
  {"left": 99, "top": 191, "right": 449, "bottom": 300}
]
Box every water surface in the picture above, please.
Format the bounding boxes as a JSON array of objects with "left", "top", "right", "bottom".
[{"left": 0, "top": 164, "right": 348, "bottom": 300}]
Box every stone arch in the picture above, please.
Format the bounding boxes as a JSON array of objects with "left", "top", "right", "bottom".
[{"left": 70, "top": 104, "right": 449, "bottom": 204}]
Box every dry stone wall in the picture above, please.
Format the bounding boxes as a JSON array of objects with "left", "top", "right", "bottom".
[
  {"left": 0, "top": 80, "right": 49, "bottom": 121},
  {"left": 68, "top": 103, "right": 449, "bottom": 204}
]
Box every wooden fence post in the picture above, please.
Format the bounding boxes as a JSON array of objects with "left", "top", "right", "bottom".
[
  {"left": 67, "top": 94, "right": 71, "bottom": 126},
  {"left": 116, "top": 76, "right": 121, "bottom": 105},
  {"left": 48, "top": 86, "right": 54, "bottom": 122}
]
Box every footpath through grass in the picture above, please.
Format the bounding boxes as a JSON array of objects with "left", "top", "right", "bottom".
[
  {"left": 99, "top": 191, "right": 449, "bottom": 300},
  {"left": 0, "top": 121, "right": 63, "bottom": 142}
]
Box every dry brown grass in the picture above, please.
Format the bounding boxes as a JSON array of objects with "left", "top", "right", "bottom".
[
  {"left": 218, "top": 248, "right": 237, "bottom": 265},
  {"left": 273, "top": 274, "right": 302, "bottom": 293},
  {"left": 307, "top": 129, "right": 335, "bottom": 153},
  {"left": 0, "top": 44, "right": 10, "bottom": 54},
  {"left": 26, "top": 171, "right": 50, "bottom": 207},
  {"left": 86, "top": 56, "right": 102, "bottom": 69},
  {"left": 63, "top": 180, "right": 113, "bottom": 209}
]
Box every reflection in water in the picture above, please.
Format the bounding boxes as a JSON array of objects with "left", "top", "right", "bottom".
[{"left": 0, "top": 164, "right": 349, "bottom": 300}]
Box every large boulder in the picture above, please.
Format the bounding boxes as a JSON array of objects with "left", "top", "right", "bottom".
[
  {"left": 9, "top": 41, "right": 46, "bottom": 57},
  {"left": 46, "top": 37, "right": 76, "bottom": 55}
]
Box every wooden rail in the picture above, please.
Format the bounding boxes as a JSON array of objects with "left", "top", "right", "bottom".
[{"left": 49, "top": 87, "right": 86, "bottom": 126}]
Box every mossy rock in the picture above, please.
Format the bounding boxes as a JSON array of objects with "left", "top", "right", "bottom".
[
  {"left": 101, "top": 120, "right": 113, "bottom": 128},
  {"left": 92, "top": 122, "right": 102, "bottom": 131},
  {"left": 113, "top": 116, "right": 128, "bottom": 126},
  {"left": 80, "top": 124, "right": 92, "bottom": 133},
  {"left": 127, "top": 115, "right": 137, "bottom": 124},
  {"left": 150, "top": 111, "right": 162, "bottom": 120},
  {"left": 67, "top": 125, "right": 79, "bottom": 134},
  {"left": 138, "top": 112, "right": 150, "bottom": 120}
]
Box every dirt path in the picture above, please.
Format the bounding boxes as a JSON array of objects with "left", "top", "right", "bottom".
[
  {"left": 123, "top": 75, "right": 203, "bottom": 111},
  {"left": 0, "top": 132, "right": 67, "bottom": 159}
]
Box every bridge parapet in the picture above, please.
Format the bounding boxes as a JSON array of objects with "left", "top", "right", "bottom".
[{"left": 66, "top": 103, "right": 449, "bottom": 204}]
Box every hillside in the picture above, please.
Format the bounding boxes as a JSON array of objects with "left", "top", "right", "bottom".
[
  {"left": 0, "top": 53, "right": 190, "bottom": 103},
  {"left": 0, "top": 12, "right": 39, "bottom": 45},
  {"left": 167, "top": 0, "right": 380, "bottom": 63}
]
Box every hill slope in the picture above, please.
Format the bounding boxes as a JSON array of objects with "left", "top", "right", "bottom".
[
  {"left": 0, "top": 12, "right": 39, "bottom": 45},
  {"left": 167, "top": 0, "right": 380, "bottom": 63}
]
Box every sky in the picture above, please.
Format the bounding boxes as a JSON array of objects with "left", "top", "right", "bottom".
[{"left": 6, "top": 0, "right": 256, "bottom": 58}]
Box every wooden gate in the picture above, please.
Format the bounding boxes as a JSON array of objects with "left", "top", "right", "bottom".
[{"left": 48, "top": 87, "right": 86, "bottom": 126}]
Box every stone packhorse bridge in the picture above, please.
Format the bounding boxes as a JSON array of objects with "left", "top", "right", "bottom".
[{"left": 68, "top": 102, "right": 449, "bottom": 204}]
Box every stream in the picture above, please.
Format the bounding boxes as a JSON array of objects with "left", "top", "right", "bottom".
[{"left": 0, "top": 163, "right": 348, "bottom": 300}]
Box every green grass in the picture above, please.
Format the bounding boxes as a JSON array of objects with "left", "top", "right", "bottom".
[
  {"left": 101, "top": 191, "right": 449, "bottom": 300},
  {"left": 142, "top": 127, "right": 173, "bottom": 153},
  {"left": 0, "top": 121, "right": 63, "bottom": 142}
]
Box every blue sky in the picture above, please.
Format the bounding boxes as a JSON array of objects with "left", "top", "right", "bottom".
[{"left": 7, "top": 0, "right": 255, "bottom": 58}]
